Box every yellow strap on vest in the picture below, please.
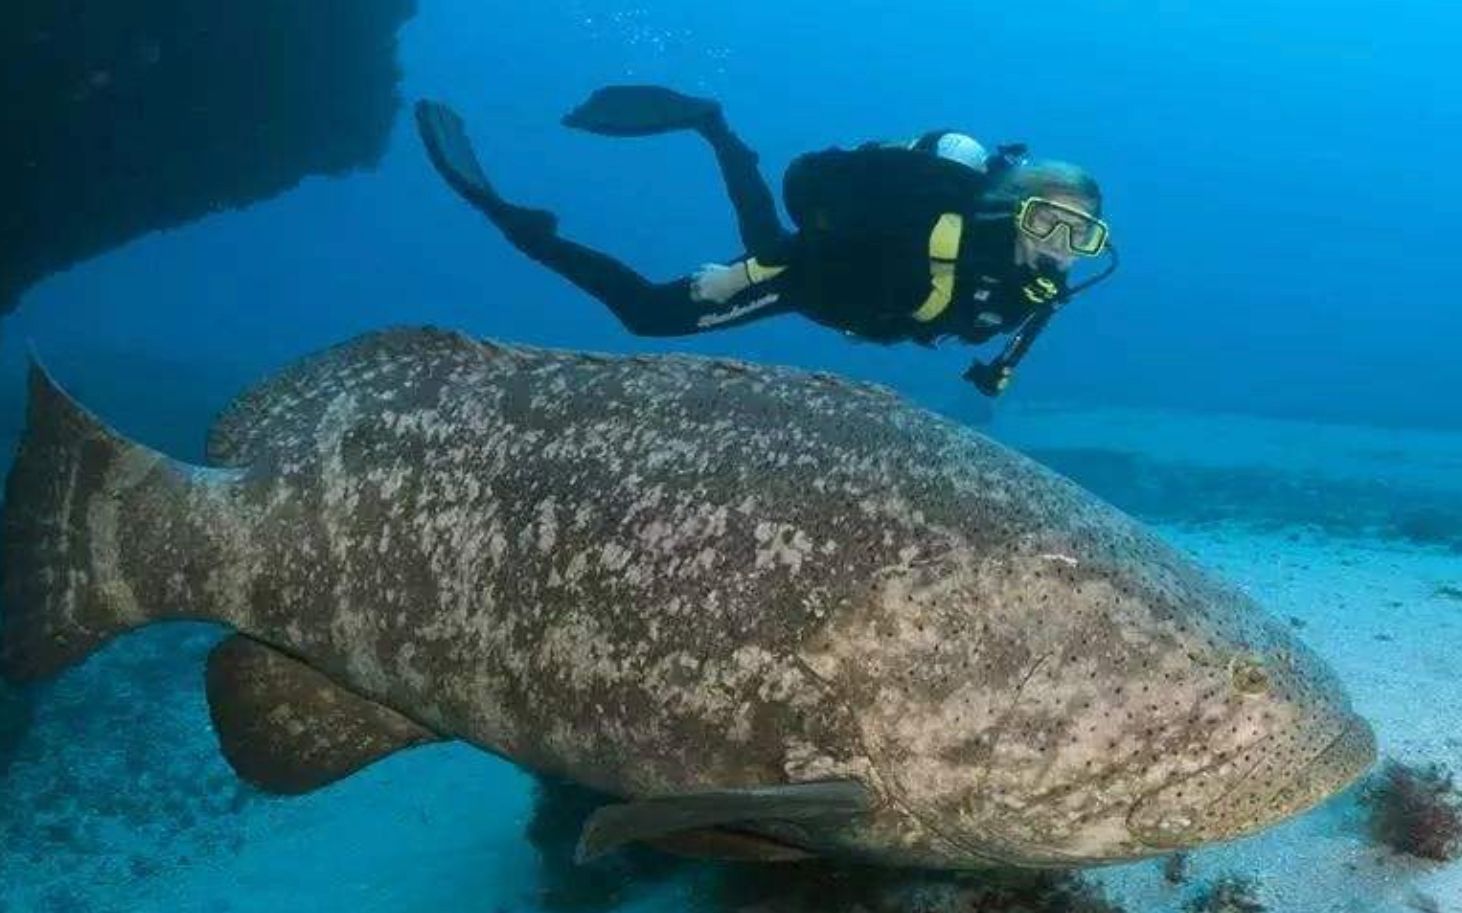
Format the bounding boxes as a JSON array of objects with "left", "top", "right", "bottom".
[
  {"left": 744, "top": 257, "right": 788, "bottom": 284},
  {"left": 911, "top": 212, "right": 963, "bottom": 323}
]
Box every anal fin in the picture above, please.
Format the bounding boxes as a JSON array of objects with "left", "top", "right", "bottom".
[{"left": 205, "top": 635, "right": 439, "bottom": 795}]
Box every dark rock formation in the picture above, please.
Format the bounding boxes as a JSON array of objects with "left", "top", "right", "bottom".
[
  {"left": 1028, "top": 446, "right": 1462, "bottom": 551},
  {"left": 1, "top": 0, "right": 417, "bottom": 312}
]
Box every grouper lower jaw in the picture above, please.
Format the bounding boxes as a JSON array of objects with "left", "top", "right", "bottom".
[{"left": 1128, "top": 714, "right": 1377, "bottom": 850}]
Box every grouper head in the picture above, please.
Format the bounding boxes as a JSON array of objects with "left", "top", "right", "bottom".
[{"left": 803, "top": 456, "right": 1376, "bottom": 868}]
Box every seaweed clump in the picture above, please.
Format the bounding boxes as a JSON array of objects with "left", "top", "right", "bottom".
[
  {"left": 1361, "top": 759, "right": 1462, "bottom": 861},
  {"left": 1184, "top": 874, "right": 1265, "bottom": 913},
  {"left": 1163, "top": 852, "right": 1192, "bottom": 885}
]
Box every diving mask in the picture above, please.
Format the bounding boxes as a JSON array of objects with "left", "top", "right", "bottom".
[{"left": 1015, "top": 196, "right": 1109, "bottom": 256}]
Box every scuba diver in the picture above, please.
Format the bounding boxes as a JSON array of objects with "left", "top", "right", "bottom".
[{"left": 414, "top": 85, "right": 1117, "bottom": 396}]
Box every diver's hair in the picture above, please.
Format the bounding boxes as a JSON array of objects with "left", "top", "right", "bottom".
[{"left": 987, "top": 160, "right": 1103, "bottom": 216}]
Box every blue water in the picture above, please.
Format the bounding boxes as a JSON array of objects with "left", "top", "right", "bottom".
[
  {"left": 9, "top": 0, "right": 1462, "bottom": 434},
  {"left": 2, "top": 1, "right": 1461, "bottom": 911}
]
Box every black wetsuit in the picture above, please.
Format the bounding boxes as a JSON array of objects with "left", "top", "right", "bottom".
[{"left": 489, "top": 118, "right": 1064, "bottom": 347}]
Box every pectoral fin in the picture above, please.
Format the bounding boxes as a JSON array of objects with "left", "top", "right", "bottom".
[
  {"left": 205, "top": 635, "right": 440, "bottom": 795},
  {"left": 575, "top": 779, "right": 871, "bottom": 863},
  {"left": 647, "top": 828, "right": 818, "bottom": 863}
]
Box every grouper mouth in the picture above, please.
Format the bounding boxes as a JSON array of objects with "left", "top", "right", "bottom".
[{"left": 1128, "top": 715, "right": 1377, "bottom": 850}]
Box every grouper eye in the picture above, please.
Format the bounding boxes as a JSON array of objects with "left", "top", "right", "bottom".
[{"left": 1229, "top": 655, "right": 1271, "bottom": 696}]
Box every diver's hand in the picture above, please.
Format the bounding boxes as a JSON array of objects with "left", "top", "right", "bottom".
[
  {"left": 1019, "top": 274, "right": 1064, "bottom": 308},
  {"left": 963, "top": 360, "right": 1013, "bottom": 397},
  {"left": 690, "top": 263, "right": 751, "bottom": 304}
]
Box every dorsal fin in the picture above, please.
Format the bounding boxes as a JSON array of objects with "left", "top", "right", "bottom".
[
  {"left": 204, "top": 325, "right": 902, "bottom": 469},
  {"left": 204, "top": 326, "right": 509, "bottom": 467}
]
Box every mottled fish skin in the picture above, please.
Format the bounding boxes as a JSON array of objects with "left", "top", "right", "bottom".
[{"left": 58, "top": 328, "right": 1375, "bottom": 867}]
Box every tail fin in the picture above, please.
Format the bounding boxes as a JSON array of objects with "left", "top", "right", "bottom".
[{"left": 2, "top": 358, "right": 202, "bottom": 682}]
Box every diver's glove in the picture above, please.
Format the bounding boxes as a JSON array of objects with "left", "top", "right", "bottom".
[
  {"left": 1019, "top": 274, "right": 1064, "bottom": 308},
  {"left": 962, "top": 271, "right": 1067, "bottom": 397},
  {"left": 963, "top": 359, "right": 1013, "bottom": 397}
]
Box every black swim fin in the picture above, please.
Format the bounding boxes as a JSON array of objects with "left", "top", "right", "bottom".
[
  {"left": 414, "top": 99, "right": 556, "bottom": 239},
  {"left": 562, "top": 85, "right": 722, "bottom": 137}
]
